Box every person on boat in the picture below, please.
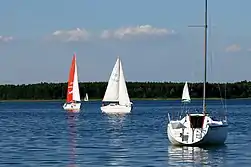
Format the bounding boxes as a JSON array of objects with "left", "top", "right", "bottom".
[{"left": 71, "top": 100, "right": 78, "bottom": 104}]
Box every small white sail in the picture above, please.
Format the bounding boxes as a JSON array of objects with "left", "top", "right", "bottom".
[
  {"left": 84, "top": 93, "right": 89, "bottom": 101},
  {"left": 102, "top": 58, "right": 120, "bottom": 102},
  {"left": 118, "top": 60, "right": 130, "bottom": 106},
  {"left": 182, "top": 81, "right": 191, "bottom": 103},
  {"left": 72, "top": 58, "right": 80, "bottom": 101}
]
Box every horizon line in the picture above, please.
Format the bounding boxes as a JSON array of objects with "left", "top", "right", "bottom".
[{"left": 1, "top": 80, "right": 250, "bottom": 86}]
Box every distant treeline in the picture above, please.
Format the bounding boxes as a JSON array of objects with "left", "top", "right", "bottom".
[{"left": 0, "top": 81, "right": 250, "bottom": 100}]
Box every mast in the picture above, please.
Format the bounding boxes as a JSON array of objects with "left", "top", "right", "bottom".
[
  {"left": 188, "top": 0, "right": 208, "bottom": 114},
  {"left": 202, "top": 0, "right": 208, "bottom": 114}
]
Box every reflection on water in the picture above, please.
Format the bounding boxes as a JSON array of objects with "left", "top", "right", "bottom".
[
  {"left": 67, "top": 113, "right": 78, "bottom": 167},
  {"left": 107, "top": 114, "right": 127, "bottom": 129},
  {"left": 167, "top": 146, "right": 209, "bottom": 166},
  {"left": 106, "top": 114, "right": 129, "bottom": 167},
  {"left": 167, "top": 145, "right": 227, "bottom": 166}
]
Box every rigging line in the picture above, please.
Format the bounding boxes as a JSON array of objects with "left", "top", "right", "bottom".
[
  {"left": 208, "top": 4, "right": 226, "bottom": 115},
  {"left": 225, "top": 84, "right": 227, "bottom": 110},
  {"left": 208, "top": 6, "right": 213, "bottom": 81}
]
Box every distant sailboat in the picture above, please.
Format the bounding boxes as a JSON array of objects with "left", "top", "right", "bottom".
[
  {"left": 182, "top": 82, "right": 191, "bottom": 103},
  {"left": 167, "top": 0, "right": 228, "bottom": 146},
  {"left": 180, "top": 82, "right": 191, "bottom": 115},
  {"left": 84, "top": 93, "right": 89, "bottom": 101},
  {"left": 63, "top": 53, "right": 81, "bottom": 112},
  {"left": 101, "top": 57, "right": 133, "bottom": 114}
]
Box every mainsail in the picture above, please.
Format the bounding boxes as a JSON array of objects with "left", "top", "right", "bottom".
[{"left": 102, "top": 58, "right": 120, "bottom": 102}]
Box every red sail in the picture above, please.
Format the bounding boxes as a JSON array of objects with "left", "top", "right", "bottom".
[{"left": 66, "top": 54, "right": 76, "bottom": 102}]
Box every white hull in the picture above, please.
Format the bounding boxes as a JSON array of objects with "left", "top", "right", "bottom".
[
  {"left": 167, "top": 114, "right": 228, "bottom": 146},
  {"left": 101, "top": 104, "right": 131, "bottom": 114},
  {"left": 63, "top": 102, "right": 81, "bottom": 112}
]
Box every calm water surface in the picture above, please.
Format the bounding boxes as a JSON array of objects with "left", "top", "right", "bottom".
[{"left": 0, "top": 100, "right": 251, "bottom": 166}]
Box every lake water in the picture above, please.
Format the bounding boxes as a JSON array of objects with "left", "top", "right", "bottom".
[{"left": 0, "top": 99, "right": 250, "bottom": 166}]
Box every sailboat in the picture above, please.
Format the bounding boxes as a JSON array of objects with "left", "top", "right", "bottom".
[
  {"left": 167, "top": 0, "right": 228, "bottom": 146},
  {"left": 182, "top": 81, "right": 191, "bottom": 103},
  {"left": 180, "top": 82, "right": 191, "bottom": 115},
  {"left": 84, "top": 93, "right": 89, "bottom": 101},
  {"left": 101, "top": 57, "right": 133, "bottom": 114},
  {"left": 63, "top": 53, "right": 81, "bottom": 112}
]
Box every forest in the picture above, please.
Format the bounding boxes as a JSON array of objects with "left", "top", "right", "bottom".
[{"left": 0, "top": 80, "right": 250, "bottom": 100}]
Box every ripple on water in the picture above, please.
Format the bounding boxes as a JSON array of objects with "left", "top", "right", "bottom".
[{"left": 0, "top": 100, "right": 251, "bottom": 166}]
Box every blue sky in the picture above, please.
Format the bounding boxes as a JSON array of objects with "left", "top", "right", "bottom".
[{"left": 0, "top": 0, "right": 250, "bottom": 84}]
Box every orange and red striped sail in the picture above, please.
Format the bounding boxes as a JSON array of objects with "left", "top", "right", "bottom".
[{"left": 66, "top": 54, "right": 76, "bottom": 103}]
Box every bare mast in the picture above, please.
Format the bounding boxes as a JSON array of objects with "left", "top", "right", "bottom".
[
  {"left": 203, "top": 0, "right": 208, "bottom": 114},
  {"left": 187, "top": 0, "right": 208, "bottom": 114}
]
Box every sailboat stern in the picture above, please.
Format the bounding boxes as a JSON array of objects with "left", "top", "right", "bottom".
[
  {"left": 167, "top": 114, "right": 228, "bottom": 146},
  {"left": 167, "top": 121, "right": 209, "bottom": 146}
]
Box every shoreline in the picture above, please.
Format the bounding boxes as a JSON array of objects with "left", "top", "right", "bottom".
[{"left": 0, "top": 97, "right": 250, "bottom": 102}]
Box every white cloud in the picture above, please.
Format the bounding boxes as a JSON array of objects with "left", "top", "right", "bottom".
[
  {"left": 225, "top": 44, "right": 241, "bottom": 52},
  {"left": 100, "top": 25, "right": 176, "bottom": 39},
  {"left": 52, "top": 28, "right": 90, "bottom": 42},
  {"left": 0, "top": 36, "right": 13, "bottom": 42}
]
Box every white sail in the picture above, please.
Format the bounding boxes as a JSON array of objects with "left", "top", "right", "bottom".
[
  {"left": 84, "top": 93, "right": 89, "bottom": 101},
  {"left": 182, "top": 81, "right": 191, "bottom": 102},
  {"left": 72, "top": 58, "right": 81, "bottom": 101},
  {"left": 102, "top": 58, "right": 120, "bottom": 102},
  {"left": 118, "top": 60, "right": 130, "bottom": 105}
]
